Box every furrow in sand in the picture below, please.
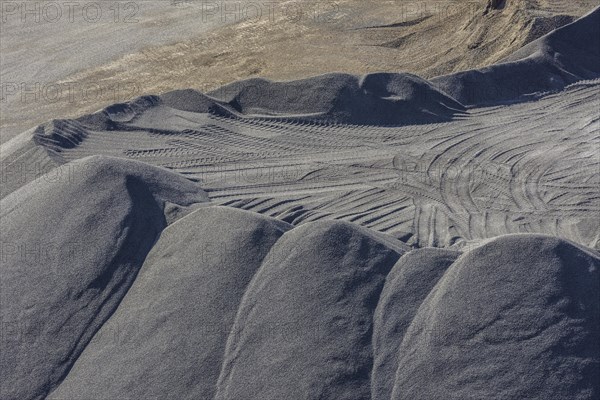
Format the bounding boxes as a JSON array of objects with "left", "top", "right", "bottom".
[{"left": 15, "top": 79, "right": 599, "bottom": 247}]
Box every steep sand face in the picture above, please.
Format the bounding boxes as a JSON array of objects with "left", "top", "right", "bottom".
[
  {"left": 391, "top": 234, "right": 600, "bottom": 400},
  {"left": 204, "top": 72, "right": 465, "bottom": 124},
  {"left": 371, "top": 247, "right": 461, "bottom": 400},
  {"left": 48, "top": 206, "right": 290, "bottom": 400},
  {"left": 0, "top": 156, "right": 208, "bottom": 399},
  {"left": 214, "top": 220, "right": 404, "bottom": 400},
  {"left": 433, "top": 6, "right": 600, "bottom": 105},
  {"left": 4, "top": 185, "right": 596, "bottom": 399}
]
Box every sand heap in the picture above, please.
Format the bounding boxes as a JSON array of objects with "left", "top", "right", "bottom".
[
  {"left": 0, "top": 156, "right": 208, "bottom": 399},
  {"left": 1, "top": 6, "right": 599, "bottom": 400},
  {"left": 206, "top": 72, "right": 466, "bottom": 124},
  {"left": 1, "top": 168, "right": 597, "bottom": 399}
]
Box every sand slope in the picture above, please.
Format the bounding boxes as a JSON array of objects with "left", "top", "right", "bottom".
[
  {"left": 391, "top": 234, "right": 600, "bottom": 399},
  {"left": 207, "top": 72, "right": 465, "bottom": 124},
  {"left": 215, "top": 220, "right": 404, "bottom": 400},
  {"left": 48, "top": 206, "right": 289, "bottom": 400},
  {"left": 5, "top": 70, "right": 597, "bottom": 247},
  {"left": 0, "top": 156, "right": 208, "bottom": 400},
  {"left": 1, "top": 159, "right": 598, "bottom": 399},
  {"left": 372, "top": 247, "right": 461, "bottom": 400}
]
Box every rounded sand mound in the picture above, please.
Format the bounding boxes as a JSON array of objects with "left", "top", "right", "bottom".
[
  {"left": 208, "top": 72, "right": 465, "bottom": 125},
  {"left": 48, "top": 206, "right": 290, "bottom": 400},
  {"left": 3, "top": 184, "right": 598, "bottom": 399},
  {"left": 372, "top": 247, "right": 461, "bottom": 400},
  {"left": 391, "top": 234, "right": 600, "bottom": 399},
  {"left": 215, "top": 220, "right": 405, "bottom": 400},
  {"left": 0, "top": 155, "right": 208, "bottom": 400}
]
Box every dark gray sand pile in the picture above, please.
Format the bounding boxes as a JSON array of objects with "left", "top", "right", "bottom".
[
  {"left": 372, "top": 247, "right": 461, "bottom": 400},
  {"left": 48, "top": 206, "right": 290, "bottom": 400},
  {"left": 391, "top": 235, "right": 600, "bottom": 400},
  {"left": 1, "top": 5, "right": 599, "bottom": 400},
  {"left": 0, "top": 156, "right": 208, "bottom": 399},
  {"left": 214, "top": 220, "right": 405, "bottom": 400},
  {"left": 4, "top": 172, "right": 598, "bottom": 399},
  {"left": 207, "top": 72, "right": 466, "bottom": 124}
]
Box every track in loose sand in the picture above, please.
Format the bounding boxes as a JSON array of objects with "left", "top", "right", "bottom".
[
  {"left": 19, "top": 79, "right": 598, "bottom": 249},
  {"left": 2, "top": 5, "right": 600, "bottom": 400},
  {"left": 6, "top": 5, "right": 597, "bottom": 249}
]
